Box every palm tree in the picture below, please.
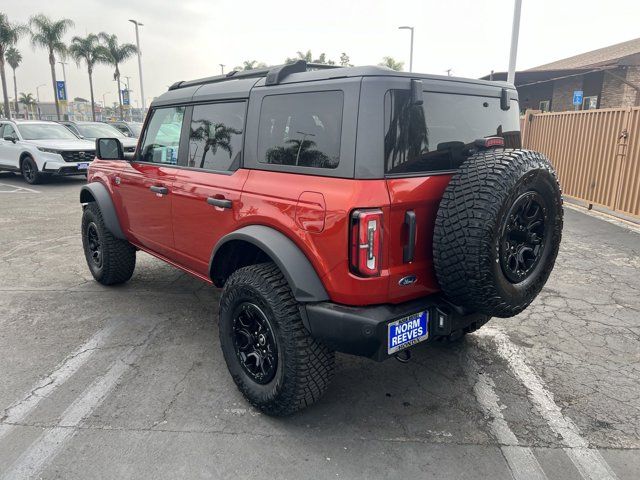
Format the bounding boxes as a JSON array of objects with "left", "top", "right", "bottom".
[
  {"left": 285, "top": 50, "right": 335, "bottom": 65},
  {"left": 233, "top": 60, "right": 267, "bottom": 71},
  {"left": 69, "top": 34, "right": 108, "bottom": 121},
  {"left": 99, "top": 33, "right": 137, "bottom": 121},
  {"left": 29, "top": 14, "right": 74, "bottom": 120},
  {"left": 5, "top": 47, "right": 22, "bottom": 117},
  {"left": 190, "top": 119, "right": 240, "bottom": 168},
  {"left": 19, "top": 92, "right": 36, "bottom": 119},
  {"left": 0, "top": 13, "right": 27, "bottom": 118},
  {"left": 379, "top": 56, "right": 404, "bottom": 71}
]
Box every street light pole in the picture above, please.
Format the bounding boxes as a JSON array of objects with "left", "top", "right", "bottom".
[
  {"left": 507, "top": 0, "right": 523, "bottom": 85},
  {"left": 398, "top": 26, "right": 414, "bottom": 72},
  {"left": 102, "top": 92, "right": 110, "bottom": 120},
  {"left": 36, "top": 84, "right": 46, "bottom": 120},
  {"left": 129, "top": 19, "right": 146, "bottom": 113},
  {"left": 220, "top": 64, "right": 225, "bottom": 74}
]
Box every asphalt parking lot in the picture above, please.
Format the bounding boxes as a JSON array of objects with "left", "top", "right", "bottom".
[{"left": 0, "top": 173, "right": 639, "bottom": 480}]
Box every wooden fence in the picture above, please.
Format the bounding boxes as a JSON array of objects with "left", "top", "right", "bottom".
[{"left": 521, "top": 107, "right": 640, "bottom": 218}]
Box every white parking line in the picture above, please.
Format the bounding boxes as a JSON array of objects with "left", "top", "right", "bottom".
[
  {"left": 463, "top": 352, "right": 548, "bottom": 480},
  {"left": 0, "top": 321, "right": 119, "bottom": 442},
  {"left": 1, "top": 321, "right": 161, "bottom": 480},
  {"left": 0, "top": 183, "right": 40, "bottom": 194},
  {"left": 478, "top": 327, "right": 619, "bottom": 480}
]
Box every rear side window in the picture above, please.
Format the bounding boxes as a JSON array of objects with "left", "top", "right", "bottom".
[
  {"left": 384, "top": 90, "right": 521, "bottom": 175},
  {"left": 139, "top": 106, "right": 185, "bottom": 164},
  {"left": 258, "top": 91, "right": 343, "bottom": 169},
  {"left": 188, "top": 102, "right": 245, "bottom": 171}
]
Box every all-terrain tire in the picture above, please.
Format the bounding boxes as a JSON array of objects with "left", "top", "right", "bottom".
[
  {"left": 433, "top": 149, "right": 563, "bottom": 318},
  {"left": 81, "top": 202, "right": 136, "bottom": 285},
  {"left": 219, "top": 262, "right": 335, "bottom": 416}
]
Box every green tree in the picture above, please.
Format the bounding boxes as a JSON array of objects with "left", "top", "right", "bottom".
[
  {"left": 285, "top": 50, "right": 335, "bottom": 65},
  {"left": 5, "top": 46, "right": 22, "bottom": 117},
  {"left": 0, "top": 13, "right": 27, "bottom": 118},
  {"left": 189, "top": 119, "right": 240, "bottom": 168},
  {"left": 99, "top": 32, "right": 137, "bottom": 121},
  {"left": 233, "top": 60, "right": 267, "bottom": 71},
  {"left": 29, "top": 14, "right": 74, "bottom": 120},
  {"left": 69, "top": 34, "right": 108, "bottom": 121},
  {"left": 379, "top": 56, "right": 404, "bottom": 71},
  {"left": 339, "top": 52, "right": 352, "bottom": 67},
  {"left": 19, "top": 92, "right": 36, "bottom": 119}
]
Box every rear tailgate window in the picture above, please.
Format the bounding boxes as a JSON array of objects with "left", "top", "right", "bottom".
[{"left": 384, "top": 90, "right": 521, "bottom": 175}]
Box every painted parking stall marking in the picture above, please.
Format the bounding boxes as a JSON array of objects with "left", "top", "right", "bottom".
[
  {"left": 476, "top": 327, "right": 620, "bottom": 480},
  {"left": 0, "top": 183, "right": 40, "bottom": 194}
]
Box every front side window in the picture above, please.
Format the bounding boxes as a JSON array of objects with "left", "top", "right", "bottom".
[
  {"left": 258, "top": 91, "right": 343, "bottom": 169},
  {"left": 139, "top": 106, "right": 185, "bottom": 164},
  {"left": 2, "top": 124, "right": 17, "bottom": 139},
  {"left": 188, "top": 102, "right": 245, "bottom": 171},
  {"left": 77, "top": 123, "right": 126, "bottom": 139},
  {"left": 384, "top": 90, "right": 521, "bottom": 175}
]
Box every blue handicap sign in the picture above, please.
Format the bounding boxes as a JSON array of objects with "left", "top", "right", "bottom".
[
  {"left": 56, "top": 81, "right": 67, "bottom": 101},
  {"left": 573, "top": 90, "right": 583, "bottom": 106}
]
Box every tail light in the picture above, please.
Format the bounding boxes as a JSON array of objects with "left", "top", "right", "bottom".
[
  {"left": 350, "top": 209, "right": 383, "bottom": 277},
  {"left": 475, "top": 136, "right": 505, "bottom": 148}
]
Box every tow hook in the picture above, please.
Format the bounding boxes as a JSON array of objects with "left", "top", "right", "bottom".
[{"left": 395, "top": 349, "right": 411, "bottom": 363}]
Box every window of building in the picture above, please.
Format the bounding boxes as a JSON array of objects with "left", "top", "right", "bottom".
[
  {"left": 384, "top": 90, "right": 521, "bottom": 175},
  {"left": 188, "top": 102, "right": 245, "bottom": 171},
  {"left": 539, "top": 100, "right": 550, "bottom": 112},
  {"left": 257, "top": 91, "right": 343, "bottom": 169},
  {"left": 583, "top": 96, "right": 598, "bottom": 110},
  {"left": 139, "top": 106, "right": 185, "bottom": 164}
]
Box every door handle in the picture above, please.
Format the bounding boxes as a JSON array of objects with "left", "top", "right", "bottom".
[
  {"left": 403, "top": 210, "right": 416, "bottom": 263},
  {"left": 207, "top": 197, "right": 232, "bottom": 209},
  {"left": 150, "top": 185, "right": 169, "bottom": 195}
]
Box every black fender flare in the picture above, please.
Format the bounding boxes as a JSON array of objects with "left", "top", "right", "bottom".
[
  {"left": 210, "top": 225, "right": 329, "bottom": 303},
  {"left": 79, "top": 182, "right": 126, "bottom": 240}
]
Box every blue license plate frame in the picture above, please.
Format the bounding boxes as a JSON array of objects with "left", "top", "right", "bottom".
[{"left": 387, "top": 310, "right": 429, "bottom": 355}]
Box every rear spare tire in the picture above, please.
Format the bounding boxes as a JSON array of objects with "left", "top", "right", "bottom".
[{"left": 433, "top": 149, "right": 562, "bottom": 318}]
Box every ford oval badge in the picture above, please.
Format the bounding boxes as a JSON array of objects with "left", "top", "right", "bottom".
[{"left": 398, "top": 275, "right": 417, "bottom": 286}]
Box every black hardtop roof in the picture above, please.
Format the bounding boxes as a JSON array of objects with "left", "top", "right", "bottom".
[{"left": 152, "top": 60, "right": 513, "bottom": 107}]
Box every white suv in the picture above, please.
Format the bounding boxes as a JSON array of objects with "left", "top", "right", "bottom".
[{"left": 0, "top": 120, "right": 96, "bottom": 184}]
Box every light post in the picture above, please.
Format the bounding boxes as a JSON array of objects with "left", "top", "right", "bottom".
[
  {"left": 220, "top": 64, "right": 225, "bottom": 74},
  {"left": 122, "top": 76, "right": 133, "bottom": 121},
  {"left": 398, "top": 26, "right": 414, "bottom": 72},
  {"left": 102, "top": 92, "right": 110, "bottom": 120},
  {"left": 129, "top": 19, "right": 146, "bottom": 113},
  {"left": 36, "top": 83, "right": 46, "bottom": 120},
  {"left": 507, "top": 0, "right": 523, "bottom": 85}
]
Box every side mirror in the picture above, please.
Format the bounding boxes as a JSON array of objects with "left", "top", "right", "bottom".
[
  {"left": 95, "top": 138, "right": 124, "bottom": 160},
  {"left": 3, "top": 134, "right": 17, "bottom": 143},
  {"left": 410, "top": 79, "right": 424, "bottom": 106}
]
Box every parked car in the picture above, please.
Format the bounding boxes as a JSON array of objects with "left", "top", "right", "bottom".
[
  {"left": 79, "top": 61, "right": 563, "bottom": 415},
  {"left": 106, "top": 121, "right": 143, "bottom": 138},
  {"left": 59, "top": 121, "right": 138, "bottom": 153},
  {"left": 0, "top": 120, "right": 95, "bottom": 184}
]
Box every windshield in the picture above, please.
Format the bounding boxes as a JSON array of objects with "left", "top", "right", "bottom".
[
  {"left": 18, "top": 123, "right": 79, "bottom": 140},
  {"left": 76, "top": 123, "right": 126, "bottom": 139}
]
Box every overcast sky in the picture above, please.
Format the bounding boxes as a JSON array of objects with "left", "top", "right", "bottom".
[{"left": 4, "top": 0, "right": 640, "bottom": 107}]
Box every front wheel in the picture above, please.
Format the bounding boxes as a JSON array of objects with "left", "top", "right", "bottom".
[
  {"left": 21, "top": 156, "right": 42, "bottom": 185},
  {"left": 81, "top": 203, "right": 136, "bottom": 285},
  {"left": 219, "top": 263, "right": 335, "bottom": 416}
]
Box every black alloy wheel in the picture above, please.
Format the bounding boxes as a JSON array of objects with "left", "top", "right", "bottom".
[
  {"left": 86, "top": 222, "right": 103, "bottom": 269},
  {"left": 232, "top": 302, "right": 278, "bottom": 384},
  {"left": 499, "top": 192, "right": 548, "bottom": 283}
]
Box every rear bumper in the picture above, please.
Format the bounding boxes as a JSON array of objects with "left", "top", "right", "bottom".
[{"left": 303, "top": 296, "right": 489, "bottom": 361}]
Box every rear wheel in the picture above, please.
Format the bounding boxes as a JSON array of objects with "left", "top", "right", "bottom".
[
  {"left": 219, "top": 262, "right": 335, "bottom": 416},
  {"left": 81, "top": 203, "right": 136, "bottom": 285},
  {"left": 433, "top": 149, "right": 563, "bottom": 318},
  {"left": 21, "top": 156, "right": 42, "bottom": 185}
]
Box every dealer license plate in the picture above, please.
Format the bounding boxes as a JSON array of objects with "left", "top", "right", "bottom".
[
  {"left": 77, "top": 162, "right": 89, "bottom": 170},
  {"left": 387, "top": 310, "right": 429, "bottom": 355}
]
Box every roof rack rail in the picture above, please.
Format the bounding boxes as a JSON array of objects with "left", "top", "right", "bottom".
[{"left": 168, "top": 60, "right": 342, "bottom": 91}]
